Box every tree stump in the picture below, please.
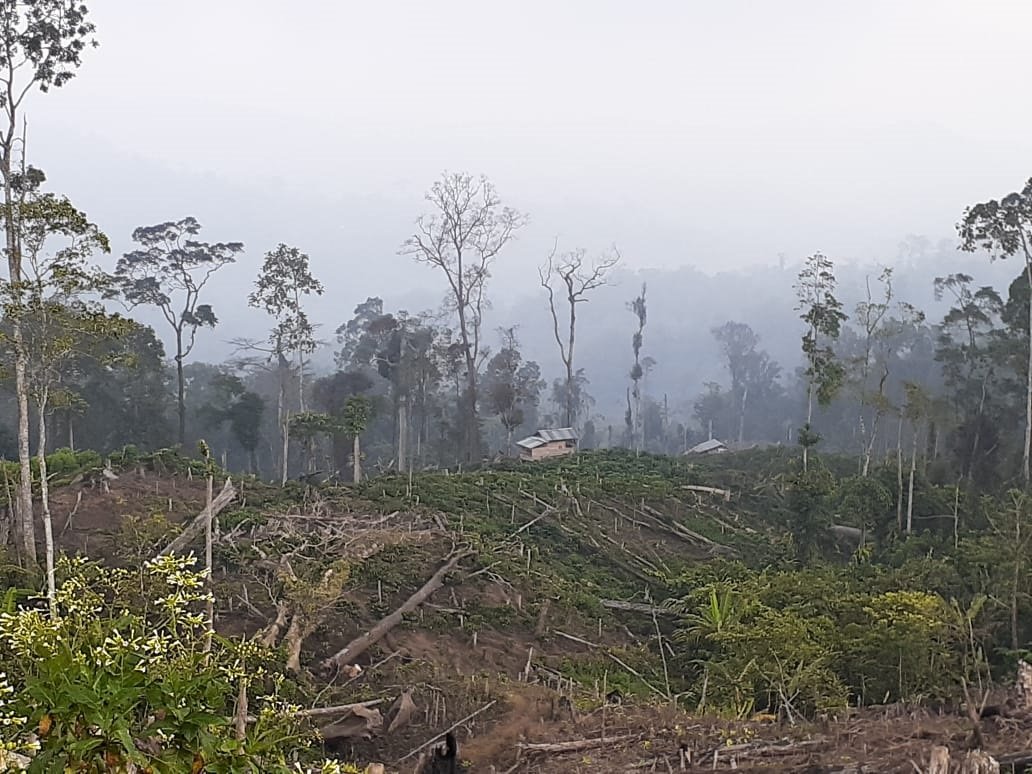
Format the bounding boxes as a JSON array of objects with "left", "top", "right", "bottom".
[
  {"left": 1017, "top": 659, "right": 1032, "bottom": 712},
  {"left": 927, "top": 745, "right": 950, "bottom": 774},
  {"left": 961, "top": 750, "right": 1000, "bottom": 774}
]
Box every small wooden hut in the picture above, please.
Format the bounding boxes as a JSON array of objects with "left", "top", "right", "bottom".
[{"left": 516, "top": 427, "right": 578, "bottom": 461}]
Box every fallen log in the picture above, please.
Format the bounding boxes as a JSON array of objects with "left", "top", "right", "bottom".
[
  {"left": 997, "top": 750, "right": 1032, "bottom": 768},
  {"left": 321, "top": 550, "right": 473, "bottom": 674},
  {"left": 244, "top": 698, "right": 383, "bottom": 722},
  {"left": 517, "top": 733, "right": 639, "bottom": 754},
  {"left": 302, "top": 699, "right": 384, "bottom": 718},
  {"left": 681, "top": 484, "right": 732, "bottom": 501},
  {"left": 318, "top": 705, "right": 383, "bottom": 741},
  {"left": 157, "top": 478, "right": 236, "bottom": 557},
  {"left": 601, "top": 599, "right": 676, "bottom": 617}
]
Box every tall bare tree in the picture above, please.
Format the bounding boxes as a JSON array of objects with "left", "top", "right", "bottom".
[
  {"left": 959, "top": 180, "right": 1032, "bottom": 484},
  {"left": 850, "top": 268, "right": 893, "bottom": 476},
  {"left": 0, "top": 0, "right": 98, "bottom": 565},
  {"left": 540, "top": 244, "right": 618, "bottom": 428},
  {"left": 400, "top": 172, "right": 526, "bottom": 462}
]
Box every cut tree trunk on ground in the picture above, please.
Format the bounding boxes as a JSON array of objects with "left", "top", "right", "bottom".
[
  {"left": 320, "top": 550, "right": 472, "bottom": 675},
  {"left": 284, "top": 612, "right": 318, "bottom": 674},
  {"left": 601, "top": 599, "right": 676, "bottom": 617},
  {"left": 318, "top": 705, "right": 383, "bottom": 741},
  {"left": 681, "top": 484, "right": 732, "bottom": 501},
  {"left": 517, "top": 733, "right": 640, "bottom": 754},
  {"left": 157, "top": 479, "right": 236, "bottom": 557},
  {"left": 961, "top": 749, "right": 999, "bottom": 773},
  {"left": 927, "top": 745, "right": 950, "bottom": 774},
  {"left": 259, "top": 601, "right": 290, "bottom": 647}
]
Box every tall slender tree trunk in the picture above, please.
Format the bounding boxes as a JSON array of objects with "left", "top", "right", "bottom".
[
  {"left": 14, "top": 340, "right": 31, "bottom": 562},
  {"left": 36, "top": 400, "right": 55, "bottom": 616},
  {"left": 175, "top": 329, "right": 186, "bottom": 446},
  {"left": 861, "top": 413, "right": 880, "bottom": 478},
  {"left": 896, "top": 415, "right": 904, "bottom": 532},
  {"left": 278, "top": 351, "right": 289, "bottom": 486},
  {"left": 352, "top": 434, "right": 362, "bottom": 483},
  {"left": 464, "top": 366, "right": 478, "bottom": 463},
  {"left": 4, "top": 160, "right": 33, "bottom": 563},
  {"left": 565, "top": 297, "right": 576, "bottom": 428},
  {"left": 203, "top": 468, "right": 214, "bottom": 654},
  {"left": 631, "top": 372, "right": 643, "bottom": 454},
  {"left": 1012, "top": 514, "right": 1021, "bottom": 651},
  {"left": 397, "top": 393, "right": 408, "bottom": 473},
  {"left": 803, "top": 382, "right": 815, "bottom": 473},
  {"left": 906, "top": 423, "right": 918, "bottom": 534},
  {"left": 1024, "top": 260, "right": 1032, "bottom": 485},
  {"left": 455, "top": 299, "right": 479, "bottom": 463},
  {"left": 738, "top": 384, "right": 748, "bottom": 445}
]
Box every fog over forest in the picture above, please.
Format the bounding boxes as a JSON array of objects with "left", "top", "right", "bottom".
[
  {"left": 9, "top": 3, "right": 1032, "bottom": 771},
  {"left": 10, "top": 1, "right": 1026, "bottom": 464}
]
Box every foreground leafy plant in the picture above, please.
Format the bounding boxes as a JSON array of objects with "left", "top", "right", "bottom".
[{"left": 0, "top": 554, "right": 350, "bottom": 772}]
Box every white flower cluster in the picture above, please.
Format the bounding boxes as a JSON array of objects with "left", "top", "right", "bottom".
[{"left": 292, "top": 761, "right": 362, "bottom": 774}]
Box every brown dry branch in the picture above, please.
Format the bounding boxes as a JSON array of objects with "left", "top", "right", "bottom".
[
  {"left": 157, "top": 478, "right": 236, "bottom": 556},
  {"left": 398, "top": 699, "right": 497, "bottom": 762},
  {"left": 552, "top": 630, "right": 667, "bottom": 700},
  {"left": 321, "top": 549, "right": 473, "bottom": 675},
  {"left": 58, "top": 489, "right": 83, "bottom": 538}
]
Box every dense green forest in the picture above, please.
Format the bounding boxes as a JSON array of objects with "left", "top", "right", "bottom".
[{"left": 0, "top": 2, "right": 1031, "bottom": 772}]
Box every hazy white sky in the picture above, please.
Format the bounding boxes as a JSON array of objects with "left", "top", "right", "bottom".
[{"left": 21, "top": 0, "right": 1032, "bottom": 355}]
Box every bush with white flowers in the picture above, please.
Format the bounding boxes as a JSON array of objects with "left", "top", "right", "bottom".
[{"left": 0, "top": 554, "right": 357, "bottom": 772}]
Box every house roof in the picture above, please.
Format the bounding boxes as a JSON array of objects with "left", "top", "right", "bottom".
[
  {"left": 687, "top": 438, "right": 727, "bottom": 454},
  {"left": 516, "top": 427, "right": 578, "bottom": 450},
  {"left": 516, "top": 436, "right": 546, "bottom": 450},
  {"left": 534, "top": 427, "right": 578, "bottom": 442}
]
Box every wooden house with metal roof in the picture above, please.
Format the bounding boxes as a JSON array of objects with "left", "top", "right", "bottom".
[{"left": 516, "top": 427, "right": 578, "bottom": 461}]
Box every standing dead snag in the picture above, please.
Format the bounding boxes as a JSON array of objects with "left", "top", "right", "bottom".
[
  {"left": 540, "top": 244, "right": 619, "bottom": 428},
  {"left": 320, "top": 550, "right": 472, "bottom": 675},
  {"left": 1017, "top": 659, "right": 1032, "bottom": 711},
  {"left": 157, "top": 478, "right": 236, "bottom": 557},
  {"left": 400, "top": 173, "right": 526, "bottom": 463}
]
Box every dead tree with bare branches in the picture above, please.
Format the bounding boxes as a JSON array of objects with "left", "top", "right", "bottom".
[
  {"left": 400, "top": 173, "right": 526, "bottom": 462},
  {"left": 540, "top": 244, "right": 619, "bottom": 428}
]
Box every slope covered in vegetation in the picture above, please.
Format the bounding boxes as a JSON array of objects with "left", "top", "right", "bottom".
[{"left": 1, "top": 446, "right": 1029, "bottom": 771}]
